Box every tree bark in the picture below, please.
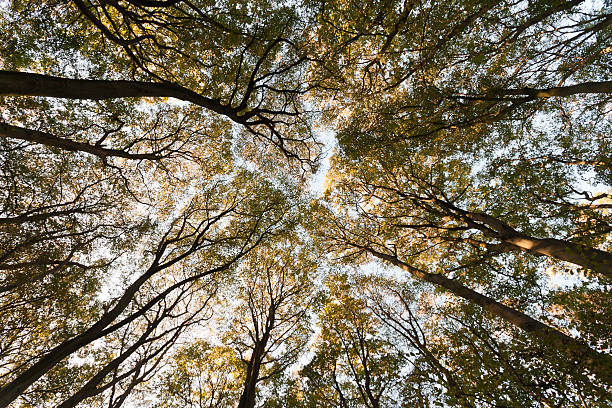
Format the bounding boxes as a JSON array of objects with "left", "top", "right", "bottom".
[
  {"left": 360, "top": 245, "right": 612, "bottom": 383},
  {"left": 0, "top": 122, "right": 161, "bottom": 160},
  {"left": 0, "top": 70, "right": 247, "bottom": 123},
  {"left": 500, "top": 235, "right": 612, "bottom": 278},
  {"left": 435, "top": 199, "right": 612, "bottom": 279},
  {"left": 494, "top": 81, "right": 612, "bottom": 98},
  {"left": 467, "top": 212, "right": 612, "bottom": 279}
]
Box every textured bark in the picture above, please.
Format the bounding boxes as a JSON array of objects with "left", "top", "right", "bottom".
[
  {"left": 502, "top": 235, "right": 612, "bottom": 278},
  {"left": 435, "top": 199, "right": 612, "bottom": 279},
  {"left": 361, "top": 246, "right": 612, "bottom": 383}
]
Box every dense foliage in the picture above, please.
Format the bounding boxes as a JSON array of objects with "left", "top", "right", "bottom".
[{"left": 0, "top": 0, "right": 611, "bottom": 407}]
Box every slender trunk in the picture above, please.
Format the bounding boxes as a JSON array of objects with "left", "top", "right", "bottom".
[
  {"left": 494, "top": 80, "right": 612, "bottom": 98},
  {"left": 237, "top": 339, "right": 267, "bottom": 408},
  {"left": 0, "top": 253, "right": 235, "bottom": 408},
  {"left": 0, "top": 202, "right": 246, "bottom": 406},
  {"left": 238, "top": 301, "right": 275, "bottom": 408},
  {"left": 0, "top": 258, "right": 87, "bottom": 293},
  {"left": 0, "top": 207, "right": 93, "bottom": 225},
  {"left": 332, "top": 364, "right": 350, "bottom": 408},
  {"left": 56, "top": 319, "right": 160, "bottom": 408},
  {"left": 415, "top": 342, "right": 472, "bottom": 407},
  {"left": 436, "top": 199, "right": 612, "bottom": 279},
  {"left": 57, "top": 297, "right": 190, "bottom": 408},
  {"left": 0, "top": 71, "right": 246, "bottom": 123},
  {"left": 361, "top": 246, "right": 612, "bottom": 383},
  {"left": 496, "top": 0, "right": 585, "bottom": 45},
  {"left": 0, "top": 263, "right": 160, "bottom": 408},
  {"left": 468, "top": 212, "right": 612, "bottom": 279},
  {"left": 0, "top": 122, "right": 161, "bottom": 160}
]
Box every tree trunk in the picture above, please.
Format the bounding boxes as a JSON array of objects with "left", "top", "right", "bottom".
[
  {"left": 361, "top": 246, "right": 612, "bottom": 384},
  {"left": 0, "top": 70, "right": 244, "bottom": 123},
  {"left": 436, "top": 200, "right": 612, "bottom": 279},
  {"left": 55, "top": 318, "right": 160, "bottom": 408},
  {"left": 468, "top": 212, "right": 612, "bottom": 279},
  {"left": 237, "top": 339, "right": 267, "bottom": 408},
  {"left": 238, "top": 301, "right": 275, "bottom": 408},
  {"left": 0, "top": 260, "right": 163, "bottom": 408},
  {"left": 0, "top": 122, "right": 161, "bottom": 160},
  {"left": 503, "top": 235, "right": 612, "bottom": 278},
  {"left": 0, "top": 254, "right": 235, "bottom": 408},
  {"left": 494, "top": 81, "right": 612, "bottom": 98}
]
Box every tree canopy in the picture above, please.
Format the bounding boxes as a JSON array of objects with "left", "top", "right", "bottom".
[{"left": 1, "top": 0, "right": 611, "bottom": 407}]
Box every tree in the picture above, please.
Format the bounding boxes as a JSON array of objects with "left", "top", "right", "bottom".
[
  {"left": 315, "top": 148, "right": 612, "bottom": 384},
  {"left": 299, "top": 274, "right": 404, "bottom": 408},
  {"left": 1, "top": 0, "right": 322, "bottom": 165},
  {"left": 0, "top": 170, "right": 300, "bottom": 407},
  {"left": 55, "top": 279, "right": 216, "bottom": 408},
  {"left": 2, "top": 0, "right": 612, "bottom": 406},
  {"left": 227, "top": 242, "right": 316, "bottom": 408},
  {"left": 155, "top": 237, "right": 317, "bottom": 408}
]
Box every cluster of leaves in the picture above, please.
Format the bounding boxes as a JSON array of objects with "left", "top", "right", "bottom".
[{"left": 1, "top": 0, "right": 611, "bottom": 407}]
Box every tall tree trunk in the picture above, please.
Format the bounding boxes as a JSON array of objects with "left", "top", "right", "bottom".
[
  {"left": 238, "top": 301, "right": 276, "bottom": 408},
  {"left": 492, "top": 80, "right": 612, "bottom": 98},
  {"left": 55, "top": 318, "right": 161, "bottom": 408},
  {"left": 237, "top": 337, "right": 268, "bottom": 408},
  {"left": 359, "top": 245, "right": 612, "bottom": 384},
  {"left": 498, "top": 235, "right": 612, "bottom": 278},
  {"left": 0, "top": 122, "right": 161, "bottom": 160},
  {"left": 468, "top": 211, "right": 612, "bottom": 279},
  {"left": 437, "top": 200, "right": 612, "bottom": 279},
  {"left": 0, "top": 252, "right": 236, "bottom": 408},
  {"left": 0, "top": 70, "right": 246, "bottom": 123}
]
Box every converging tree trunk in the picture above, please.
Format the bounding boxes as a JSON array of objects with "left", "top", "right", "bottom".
[
  {"left": 436, "top": 199, "right": 612, "bottom": 279},
  {"left": 0, "top": 122, "right": 162, "bottom": 160},
  {"left": 0, "top": 70, "right": 247, "bottom": 123},
  {"left": 357, "top": 244, "right": 612, "bottom": 383}
]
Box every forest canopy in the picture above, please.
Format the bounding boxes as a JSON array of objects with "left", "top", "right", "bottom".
[{"left": 0, "top": 0, "right": 611, "bottom": 407}]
